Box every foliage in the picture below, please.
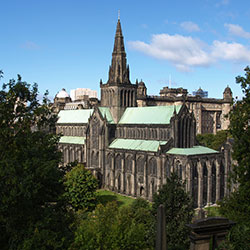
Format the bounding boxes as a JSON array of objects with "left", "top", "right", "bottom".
[
  {"left": 96, "top": 189, "right": 135, "bottom": 207},
  {"left": 196, "top": 130, "right": 229, "bottom": 150},
  {"left": 204, "top": 206, "right": 221, "bottom": 217},
  {"left": 218, "top": 224, "right": 250, "bottom": 250},
  {"left": 152, "top": 173, "right": 194, "bottom": 250},
  {"left": 71, "top": 199, "right": 155, "bottom": 250},
  {"left": 218, "top": 66, "right": 250, "bottom": 249},
  {"left": 0, "top": 76, "right": 73, "bottom": 249},
  {"left": 64, "top": 164, "right": 98, "bottom": 211}
]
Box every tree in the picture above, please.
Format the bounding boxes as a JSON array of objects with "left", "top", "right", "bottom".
[
  {"left": 152, "top": 173, "right": 194, "bottom": 250},
  {"left": 71, "top": 199, "right": 155, "bottom": 250},
  {"left": 0, "top": 76, "right": 73, "bottom": 249},
  {"left": 64, "top": 163, "right": 98, "bottom": 211},
  {"left": 218, "top": 66, "right": 250, "bottom": 249},
  {"left": 196, "top": 130, "right": 229, "bottom": 150}
]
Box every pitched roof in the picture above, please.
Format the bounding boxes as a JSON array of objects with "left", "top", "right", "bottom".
[
  {"left": 167, "top": 146, "right": 218, "bottom": 156},
  {"left": 98, "top": 107, "right": 115, "bottom": 124},
  {"left": 109, "top": 138, "right": 168, "bottom": 152},
  {"left": 57, "top": 109, "right": 93, "bottom": 124},
  {"left": 118, "top": 105, "right": 182, "bottom": 124},
  {"left": 59, "top": 136, "right": 85, "bottom": 145}
]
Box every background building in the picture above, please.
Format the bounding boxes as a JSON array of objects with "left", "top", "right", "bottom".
[
  {"left": 70, "top": 88, "right": 97, "bottom": 101},
  {"left": 137, "top": 85, "right": 232, "bottom": 134}
]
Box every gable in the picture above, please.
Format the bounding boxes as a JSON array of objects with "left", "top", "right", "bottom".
[
  {"left": 118, "top": 105, "right": 182, "bottom": 125},
  {"left": 98, "top": 107, "right": 115, "bottom": 124}
]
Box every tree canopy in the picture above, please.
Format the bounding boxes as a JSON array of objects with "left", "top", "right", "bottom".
[
  {"left": 218, "top": 66, "right": 250, "bottom": 249},
  {"left": 71, "top": 199, "right": 155, "bottom": 250},
  {"left": 152, "top": 173, "right": 194, "bottom": 250},
  {"left": 64, "top": 163, "right": 98, "bottom": 211},
  {"left": 196, "top": 130, "right": 229, "bottom": 150},
  {"left": 0, "top": 76, "right": 73, "bottom": 249}
]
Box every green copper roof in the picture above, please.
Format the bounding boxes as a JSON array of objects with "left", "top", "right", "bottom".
[
  {"left": 98, "top": 107, "right": 115, "bottom": 124},
  {"left": 57, "top": 109, "right": 93, "bottom": 124},
  {"left": 59, "top": 136, "right": 85, "bottom": 145},
  {"left": 109, "top": 139, "right": 168, "bottom": 152},
  {"left": 118, "top": 105, "right": 182, "bottom": 124},
  {"left": 167, "top": 146, "right": 218, "bottom": 156}
]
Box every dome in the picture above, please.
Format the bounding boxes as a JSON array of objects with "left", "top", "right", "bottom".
[
  {"left": 197, "top": 87, "right": 203, "bottom": 93},
  {"left": 138, "top": 79, "right": 145, "bottom": 87},
  {"left": 56, "top": 88, "right": 70, "bottom": 98},
  {"left": 224, "top": 86, "right": 232, "bottom": 94}
]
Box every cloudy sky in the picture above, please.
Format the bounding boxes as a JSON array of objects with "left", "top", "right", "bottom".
[{"left": 1, "top": 0, "right": 250, "bottom": 99}]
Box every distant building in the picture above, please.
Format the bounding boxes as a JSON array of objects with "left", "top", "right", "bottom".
[
  {"left": 192, "top": 87, "right": 208, "bottom": 98},
  {"left": 70, "top": 88, "right": 97, "bottom": 101},
  {"left": 55, "top": 18, "right": 233, "bottom": 208},
  {"left": 53, "top": 88, "right": 72, "bottom": 113},
  {"left": 137, "top": 84, "right": 232, "bottom": 134},
  {"left": 53, "top": 88, "right": 99, "bottom": 112}
]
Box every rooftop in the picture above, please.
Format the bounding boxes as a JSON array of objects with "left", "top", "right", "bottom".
[
  {"left": 57, "top": 109, "right": 93, "bottom": 124},
  {"left": 119, "top": 105, "right": 182, "bottom": 124},
  {"left": 167, "top": 146, "right": 218, "bottom": 155},
  {"left": 109, "top": 138, "right": 168, "bottom": 152}
]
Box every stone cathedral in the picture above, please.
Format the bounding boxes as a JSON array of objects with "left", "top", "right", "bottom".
[{"left": 56, "top": 18, "right": 233, "bottom": 208}]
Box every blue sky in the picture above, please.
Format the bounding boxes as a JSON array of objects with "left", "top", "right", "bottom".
[{"left": 1, "top": 0, "right": 250, "bottom": 100}]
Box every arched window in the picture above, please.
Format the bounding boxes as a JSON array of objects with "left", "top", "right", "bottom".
[
  {"left": 115, "top": 154, "right": 122, "bottom": 171},
  {"left": 212, "top": 162, "right": 216, "bottom": 204},
  {"left": 220, "top": 163, "right": 225, "bottom": 200},
  {"left": 120, "top": 89, "right": 123, "bottom": 106},
  {"left": 192, "top": 164, "right": 198, "bottom": 208},
  {"left": 164, "top": 160, "right": 170, "bottom": 178},
  {"left": 175, "top": 161, "right": 182, "bottom": 180},
  {"left": 149, "top": 157, "right": 157, "bottom": 176},
  {"left": 125, "top": 156, "right": 132, "bottom": 173},
  {"left": 106, "top": 153, "right": 112, "bottom": 170},
  {"left": 203, "top": 163, "right": 208, "bottom": 206},
  {"left": 137, "top": 157, "right": 145, "bottom": 175}
]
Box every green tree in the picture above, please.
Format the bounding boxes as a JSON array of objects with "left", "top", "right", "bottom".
[
  {"left": 218, "top": 66, "right": 250, "bottom": 249},
  {"left": 196, "top": 130, "right": 229, "bottom": 150},
  {"left": 152, "top": 173, "right": 194, "bottom": 250},
  {"left": 0, "top": 76, "right": 73, "bottom": 249},
  {"left": 71, "top": 199, "right": 155, "bottom": 250},
  {"left": 64, "top": 164, "right": 98, "bottom": 211}
]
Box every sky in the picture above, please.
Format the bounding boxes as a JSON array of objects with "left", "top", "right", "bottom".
[{"left": 1, "top": 0, "right": 250, "bottom": 100}]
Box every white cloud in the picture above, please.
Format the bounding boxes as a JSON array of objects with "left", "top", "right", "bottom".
[
  {"left": 225, "top": 23, "right": 250, "bottom": 39},
  {"left": 128, "top": 34, "right": 212, "bottom": 72},
  {"left": 180, "top": 21, "right": 200, "bottom": 32},
  {"left": 211, "top": 41, "right": 250, "bottom": 62},
  {"left": 128, "top": 33, "right": 250, "bottom": 71}
]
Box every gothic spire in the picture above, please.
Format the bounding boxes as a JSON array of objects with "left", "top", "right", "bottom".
[
  {"left": 107, "top": 18, "right": 130, "bottom": 84},
  {"left": 113, "top": 19, "right": 125, "bottom": 54}
]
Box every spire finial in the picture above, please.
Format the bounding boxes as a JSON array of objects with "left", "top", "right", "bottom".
[{"left": 118, "top": 10, "right": 120, "bottom": 20}]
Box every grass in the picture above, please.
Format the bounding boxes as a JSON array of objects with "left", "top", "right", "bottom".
[
  {"left": 96, "top": 189, "right": 135, "bottom": 208},
  {"left": 204, "top": 206, "right": 221, "bottom": 217}
]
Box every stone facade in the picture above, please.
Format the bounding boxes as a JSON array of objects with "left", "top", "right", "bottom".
[
  {"left": 56, "top": 18, "right": 232, "bottom": 208},
  {"left": 137, "top": 85, "right": 232, "bottom": 135}
]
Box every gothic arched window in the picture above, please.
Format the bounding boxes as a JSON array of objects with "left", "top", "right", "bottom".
[{"left": 149, "top": 157, "right": 157, "bottom": 176}]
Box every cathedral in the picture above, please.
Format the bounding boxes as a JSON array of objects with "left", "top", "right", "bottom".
[{"left": 56, "top": 18, "right": 232, "bottom": 208}]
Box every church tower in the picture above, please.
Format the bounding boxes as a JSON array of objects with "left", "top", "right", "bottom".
[{"left": 100, "top": 18, "right": 137, "bottom": 123}]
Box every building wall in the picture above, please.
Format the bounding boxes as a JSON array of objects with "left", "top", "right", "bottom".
[
  {"left": 137, "top": 96, "right": 231, "bottom": 135},
  {"left": 103, "top": 149, "right": 226, "bottom": 207}
]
